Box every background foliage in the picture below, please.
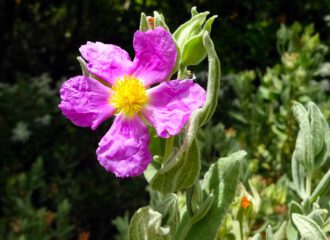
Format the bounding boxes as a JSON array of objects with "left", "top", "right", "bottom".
[{"left": 1, "top": 0, "right": 330, "bottom": 239}]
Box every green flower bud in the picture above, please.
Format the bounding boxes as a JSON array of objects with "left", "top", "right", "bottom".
[
  {"left": 181, "top": 16, "right": 217, "bottom": 67},
  {"left": 173, "top": 8, "right": 217, "bottom": 67}
]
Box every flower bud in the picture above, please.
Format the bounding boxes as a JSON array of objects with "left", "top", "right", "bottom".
[{"left": 173, "top": 8, "right": 217, "bottom": 67}]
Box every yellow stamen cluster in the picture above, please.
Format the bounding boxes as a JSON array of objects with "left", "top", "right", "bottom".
[{"left": 109, "top": 75, "right": 148, "bottom": 117}]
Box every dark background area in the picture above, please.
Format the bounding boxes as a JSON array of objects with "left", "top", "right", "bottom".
[
  {"left": 2, "top": 0, "right": 330, "bottom": 82},
  {"left": 1, "top": 0, "right": 330, "bottom": 239}
]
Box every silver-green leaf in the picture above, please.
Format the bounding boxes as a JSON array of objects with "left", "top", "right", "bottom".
[
  {"left": 128, "top": 207, "right": 171, "bottom": 240},
  {"left": 292, "top": 213, "right": 327, "bottom": 240}
]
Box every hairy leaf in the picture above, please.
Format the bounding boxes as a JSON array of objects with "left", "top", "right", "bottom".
[
  {"left": 128, "top": 207, "right": 171, "bottom": 240},
  {"left": 292, "top": 213, "right": 327, "bottom": 240}
]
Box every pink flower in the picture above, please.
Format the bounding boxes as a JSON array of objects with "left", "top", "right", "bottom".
[{"left": 59, "top": 27, "right": 206, "bottom": 177}]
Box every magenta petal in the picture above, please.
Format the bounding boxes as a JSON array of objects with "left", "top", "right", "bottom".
[
  {"left": 59, "top": 76, "right": 115, "bottom": 130},
  {"left": 130, "top": 27, "right": 177, "bottom": 86},
  {"left": 79, "top": 41, "right": 132, "bottom": 85},
  {"left": 142, "top": 79, "right": 206, "bottom": 138},
  {"left": 96, "top": 114, "right": 151, "bottom": 177}
]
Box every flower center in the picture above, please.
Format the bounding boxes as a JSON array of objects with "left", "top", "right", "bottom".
[{"left": 109, "top": 75, "right": 148, "bottom": 117}]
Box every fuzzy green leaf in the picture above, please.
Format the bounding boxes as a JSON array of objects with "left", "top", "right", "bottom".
[
  {"left": 154, "top": 11, "right": 169, "bottom": 31},
  {"left": 289, "top": 201, "right": 304, "bottom": 219},
  {"left": 292, "top": 213, "right": 327, "bottom": 240},
  {"left": 292, "top": 102, "right": 314, "bottom": 171},
  {"left": 308, "top": 209, "right": 327, "bottom": 227},
  {"left": 153, "top": 194, "right": 179, "bottom": 239},
  {"left": 191, "top": 7, "right": 198, "bottom": 17},
  {"left": 308, "top": 102, "right": 330, "bottom": 167},
  {"left": 292, "top": 102, "right": 330, "bottom": 173},
  {"left": 139, "top": 12, "right": 149, "bottom": 31},
  {"left": 266, "top": 225, "right": 274, "bottom": 240},
  {"left": 291, "top": 151, "right": 306, "bottom": 199},
  {"left": 273, "top": 221, "right": 287, "bottom": 240},
  {"left": 128, "top": 207, "right": 171, "bottom": 240},
  {"left": 150, "top": 139, "right": 201, "bottom": 194}
]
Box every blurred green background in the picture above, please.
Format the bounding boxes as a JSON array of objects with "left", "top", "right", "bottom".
[{"left": 1, "top": 0, "right": 330, "bottom": 239}]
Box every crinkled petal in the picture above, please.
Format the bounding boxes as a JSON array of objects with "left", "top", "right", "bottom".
[
  {"left": 142, "top": 79, "right": 206, "bottom": 138},
  {"left": 96, "top": 114, "right": 151, "bottom": 177},
  {"left": 79, "top": 41, "right": 133, "bottom": 85},
  {"left": 130, "top": 27, "right": 177, "bottom": 86},
  {"left": 59, "top": 75, "right": 115, "bottom": 130}
]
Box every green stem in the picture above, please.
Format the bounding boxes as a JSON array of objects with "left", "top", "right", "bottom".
[
  {"left": 178, "top": 65, "right": 186, "bottom": 79},
  {"left": 163, "top": 136, "right": 174, "bottom": 163},
  {"left": 306, "top": 171, "right": 312, "bottom": 197}
]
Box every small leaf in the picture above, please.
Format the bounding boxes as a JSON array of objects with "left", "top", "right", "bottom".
[
  {"left": 289, "top": 201, "right": 304, "bottom": 218},
  {"left": 249, "top": 180, "right": 261, "bottom": 213},
  {"left": 308, "top": 102, "right": 325, "bottom": 159},
  {"left": 292, "top": 213, "right": 327, "bottom": 240},
  {"left": 292, "top": 101, "right": 330, "bottom": 173},
  {"left": 153, "top": 194, "right": 178, "bottom": 222},
  {"left": 191, "top": 6, "right": 198, "bottom": 17},
  {"left": 190, "top": 194, "right": 215, "bottom": 223},
  {"left": 154, "top": 11, "right": 169, "bottom": 31},
  {"left": 231, "top": 220, "right": 242, "bottom": 240},
  {"left": 266, "top": 225, "right": 274, "bottom": 240},
  {"left": 187, "top": 181, "right": 203, "bottom": 214},
  {"left": 291, "top": 151, "right": 306, "bottom": 199},
  {"left": 273, "top": 221, "right": 287, "bottom": 240},
  {"left": 292, "top": 102, "right": 314, "bottom": 171},
  {"left": 308, "top": 102, "right": 330, "bottom": 167},
  {"left": 153, "top": 193, "right": 179, "bottom": 238},
  {"left": 308, "top": 209, "right": 327, "bottom": 227},
  {"left": 288, "top": 201, "right": 303, "bottom": 239},
  {"left": 139, "top": 12, "right": 149, "bottom": 31},
  {"left": 128, "top": 207, "right": 171, "bottom": 240}
]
